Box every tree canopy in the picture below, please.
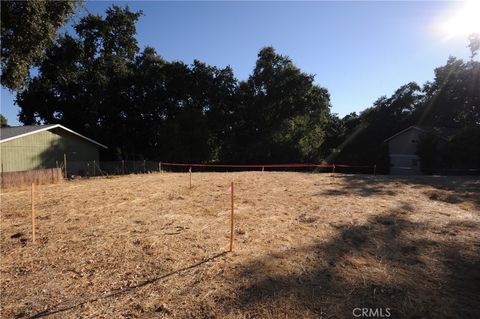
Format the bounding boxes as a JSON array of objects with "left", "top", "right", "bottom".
[
  {"left": 0, "top": 114, "right": 8, "bottom": 127},
  {"left": 222, "top": 47, "right": 330, "bottom": 163},
  {"left": 10, "top": 6, "right": 480, "bottom": 170},
  {"left": 330, "top": 46, "right": 479, "bottom": 170},
  {"left": 16, "top": 6, "right": 331, "bottom": 163},
  {"left": 1, "top": 0, "right": 80, "bottom": 90}
]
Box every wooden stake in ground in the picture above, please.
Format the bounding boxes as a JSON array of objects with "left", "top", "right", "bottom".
[
  {"left": 93, "top": 160, "right": 96, "bottom": 177},
  {"left": 229, "top": 181, "right": 234, "bottom": 252},
  {"left": 31, "top": 183, "right": 36, "bottom": 243},
  {"left": 122, "top": 160, "right": 125, "bottom": 175},
  {"left": 189, "top": 167, "right": 192, "bottom": 188},
  {"left": 159, "top": 161, "right": 162, "bottom": 173}
]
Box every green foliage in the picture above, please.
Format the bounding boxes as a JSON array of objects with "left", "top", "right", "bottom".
[
  {"left": 0, "top": 114, "right": 8, "bottom": 127},
  {"left": 446, "top": 127, "right": 480, "bottom": 168},
  {"left": 223, "top": 47, "right": 330, "bottom": 163},
  {"left": 14, "top": 6, "right": 233, "bottom": 161},
  {"left": 17, "top": 5, "right": 144, "bottom": 159},
  {"left": 331, "top": 83, "right": 421, "bottom": 166},
  {"left": 413, "top": 48, "right": 480, "bottom": 171},
  {"left": 16, "top": 14, "right": 330, "bottom": 163},
  {"left": 327, "top": 52, "right": 479, "bottom": 170},
  {"left": 1, "top": 0, "right": 80, "bottom": 90},
  {"left": 417, "top": 133, "right": 444, "bottom": 173},
  {"left": 417, "top": 126, "right": 480, "bottom": 172},
  {"left": 11, "top": 6, "right": 480, "bottom": 171},
  {"left": 415, "top": 57, "right": 480, "bottom": 127}
]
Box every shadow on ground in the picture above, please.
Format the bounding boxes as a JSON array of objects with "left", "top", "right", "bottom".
[
  {"left": 320, "top": 175, "right": 480, "bottom": 208},
  {"left": 219, "top": 204, "right": 480, "bottom": 318}
]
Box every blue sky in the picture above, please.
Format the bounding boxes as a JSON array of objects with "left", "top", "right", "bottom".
[{"left": 0, "top": 1, "right": 473, "bottom": 126}]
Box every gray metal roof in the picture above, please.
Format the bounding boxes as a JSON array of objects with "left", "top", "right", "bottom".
[
  {"left": 0, "top": 125, "right": 57, "bottom": 141},
  {"left": 384, "top": 126, "right": 457, "bottom": 142},
  {"left": 383, "top": 126, "right": 427, "bottom": 142},
  {"left": 0, "top": 124, "right": 107, "bottom": 148}
]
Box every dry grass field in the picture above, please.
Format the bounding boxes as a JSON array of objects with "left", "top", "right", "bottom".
[{"left": 1, "top": 172, "right": 479, "bottom": 318}]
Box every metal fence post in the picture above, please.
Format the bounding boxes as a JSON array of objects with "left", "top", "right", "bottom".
[{"left": 63, "top": 153, "right": 67, "bottom": 178}]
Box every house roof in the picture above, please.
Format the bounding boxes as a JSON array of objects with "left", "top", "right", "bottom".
[
  {"left": 383, "top": 126, "right": 427, "bottom": 142},
  {"left": 0, "top": 124, "right": 108, "bottom": 149},
  {"left": 384, "top": 126, "right": 452, "bottom": 143}
]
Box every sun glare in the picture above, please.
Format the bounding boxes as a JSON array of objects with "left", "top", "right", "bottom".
[{"left": 440, "top": 1, "right": 480, "bottom": 40}]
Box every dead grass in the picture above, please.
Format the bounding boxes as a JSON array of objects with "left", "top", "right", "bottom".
[{"left": 1, "top": 172, "right": 479, "bottom": 318}]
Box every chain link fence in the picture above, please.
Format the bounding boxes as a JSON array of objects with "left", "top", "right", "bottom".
[
  {"left": 66, "top": 160, "right": 164, "bottom": 177},
  {"left": 56, "top": 160, "right": 480, "bottom": 177}
]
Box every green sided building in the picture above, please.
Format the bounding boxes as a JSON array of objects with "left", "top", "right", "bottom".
[{"left": 0, "top": 124, "right": 107, "bottom": 175}]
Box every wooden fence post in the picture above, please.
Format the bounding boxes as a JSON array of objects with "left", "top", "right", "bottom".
[
  {"left": 144, "top": 160, "right": 146, "bottom": 174},
  {"left": 93, "top": 160, "right": 96, "bottom": 177},
  {"left": 229, "top": 181, "right": 234, "bottom": 252},
  {"left": 31, "top": 183, "right": 36, "bottom": 243},
  {"left": 122, "top": 160, "right": 125, "bottom": 175},
  {"left": 159, "top": 161, "right": 162, "bottom": 173},
  {"left": 189, "top": 167, "right": 192, "bottom": 189}
]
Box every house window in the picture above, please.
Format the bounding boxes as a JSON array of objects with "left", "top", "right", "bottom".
[{"left": 411, "top": 159, "right": 418, "bottom": 167}]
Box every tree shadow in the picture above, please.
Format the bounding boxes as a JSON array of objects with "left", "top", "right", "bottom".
[
  {"left": 320, "top": 175, "right": 480, "bottom": 208},
  {"left": 319, "top": 175, "right": 396, "bottom": 197},
  {"left": 36, "top": 129, "right": 102, "bottom": 177},
  {"left": 395, "top": 175, "right": 480, "bottom": 208},
  {"left": 221, "top": 207, "right": 480, "bottom": 318},
  {"left": 28, "top": 252, "right": 228, "bottom": 319}
]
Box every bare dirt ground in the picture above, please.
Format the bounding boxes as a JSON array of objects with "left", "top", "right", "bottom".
[{"left": 1, "top": 172, "right": 479, "bottom": 318}]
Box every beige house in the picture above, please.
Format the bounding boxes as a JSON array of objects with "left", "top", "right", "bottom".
[{"left": 384, "top": 126, "right": 449, "bottom": 175}]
